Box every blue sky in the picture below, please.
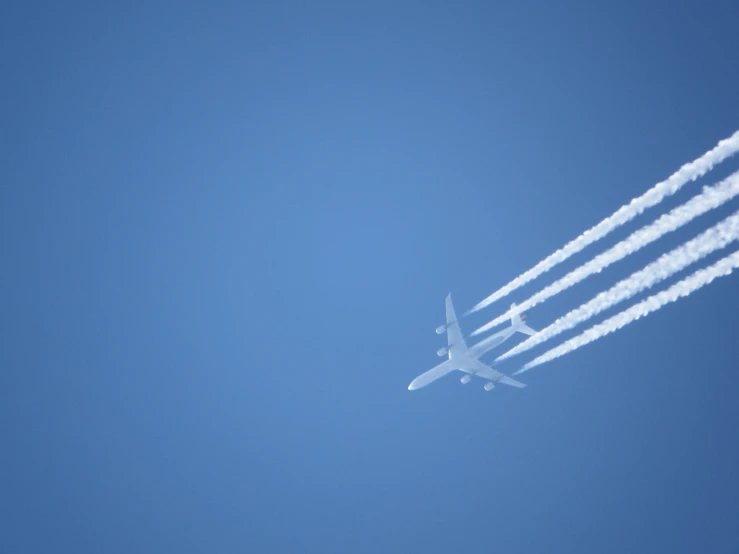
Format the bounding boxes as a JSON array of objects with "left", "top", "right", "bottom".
[{"left": 2, "top": 2, "right": 739, "bottom": 552}]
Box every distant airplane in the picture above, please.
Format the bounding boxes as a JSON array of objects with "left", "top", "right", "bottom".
[{"left": 408, "top": 295, "right": 535, "bottom": 392}]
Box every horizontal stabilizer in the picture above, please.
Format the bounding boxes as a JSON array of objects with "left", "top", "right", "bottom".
[{"left": 518, "top": 324, "right": 537, "bottom": 336}]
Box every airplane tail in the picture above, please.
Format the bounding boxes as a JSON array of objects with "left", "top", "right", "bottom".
[{"left": 510, "top": 303, "right": 537, "bottom": 336}]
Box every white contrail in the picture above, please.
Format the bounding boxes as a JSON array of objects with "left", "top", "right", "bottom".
[
  {"left": 471, "top": 169, "right": 739, "bottom": 336},
  {"left": 466, "top": 130, "right": 739, "bottom": 316},
  {"left": 515, "top": 249, "right": 739, "bottom": 374},
  {"left": 497, "top": 211, "right": 739, "bottom": 362}
]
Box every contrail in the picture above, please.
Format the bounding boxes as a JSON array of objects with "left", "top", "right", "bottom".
[
  {"left": 466, "top": 130, "right": 739, "bottom": 316},
  {"left": 496, "top": 211, "right": 739, "bottom": 362},
  {"left": 471, "top": 169, "right": 739, "bottom": 336},
  {"left": 514, "top": 249, "right": 739, "bottom": 374}
]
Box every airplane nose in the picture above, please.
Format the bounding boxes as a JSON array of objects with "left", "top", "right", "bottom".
[{"left": 408, "top": 380, "right": 418, "bottom": 391}]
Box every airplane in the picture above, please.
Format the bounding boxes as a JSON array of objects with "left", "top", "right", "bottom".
[{"left": 408, "top": 294, "right": 536, "bottom": 392}]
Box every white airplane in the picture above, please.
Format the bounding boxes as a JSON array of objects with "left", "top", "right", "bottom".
[{"left": 408, "top": 294, "right": 536, "bottom": 392}]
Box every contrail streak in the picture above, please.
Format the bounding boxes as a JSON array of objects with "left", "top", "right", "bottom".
[
  {"left": 471, "top": 169, "right": 739, "bottom": 336},
  {"left": 515, "top": 249, "right": 739, "bottom": 374},
  {"left": 496, "top": 211, "right": 739, "bottom": 362},
  {"left": 466, "top": 130, "right": 739, "bottom": 316}
]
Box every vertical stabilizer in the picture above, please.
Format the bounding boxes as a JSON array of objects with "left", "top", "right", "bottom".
[{"left": 510, "top": 303, "right": 522, "bottom": 326}]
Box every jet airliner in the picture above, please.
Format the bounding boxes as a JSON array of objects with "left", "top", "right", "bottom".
[{"left": 408, "top": 294, "right": 536, "bottom": 392}]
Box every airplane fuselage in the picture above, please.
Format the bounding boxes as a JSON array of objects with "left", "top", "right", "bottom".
[
  {"left": 408, "top": 360, "right": 453, "bottom": 390},
  {"left": 467, "top": 325, "right": 519, "bottom": 358}
]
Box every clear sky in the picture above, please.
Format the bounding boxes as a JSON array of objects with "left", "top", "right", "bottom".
[{"left": 3, "top": 2, "right": 739, "bottom": 553}]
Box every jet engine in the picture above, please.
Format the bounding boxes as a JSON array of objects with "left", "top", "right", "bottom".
[
  {"left": 435, "top": 325, "right": 446, "bottom": 335},
  {"left": 484, "top": 382, "right": 495, "bottom": 391},
  {"left": 436, "top": 347, "right": 448, "bottom": 357},
  {"left": 460, "top": 375, "right": 472, "bottom": 384}
]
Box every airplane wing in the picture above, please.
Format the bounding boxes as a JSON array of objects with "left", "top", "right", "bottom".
[
  {"left": 445, "top": 294, "right": 466, "bottom": 350},
  {"left": 498, "top": 374, "right": 528, "bottom": 388},
  {"left": 465, "top": 358, "right": 527, "bottom": 388}
]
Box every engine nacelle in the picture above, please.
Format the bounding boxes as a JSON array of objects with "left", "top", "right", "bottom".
[
  {"left": 460, "top": 375, "right": 472, "bottom": 384},
  {"left": 437, "top": 347, "right": 448, "bottom": 357},
  {"left": 484, "top": 382, "right": 495, "bottom": 391},
  {"left": 435, "top": 325, "right": 446, "bottom": 335}
]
